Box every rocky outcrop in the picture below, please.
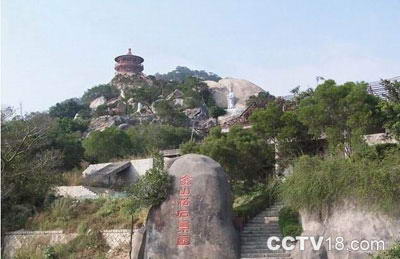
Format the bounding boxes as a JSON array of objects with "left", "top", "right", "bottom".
[
  {"left": 291, "top": 201, "right": 400, "bottom": 259},
  {"left": 90, "top": 96, "right": 107, "bottom": 109},
  {"left": 144, "top": 154, "right": 240, "bottom": 259},
  {"left": 364, "top": 133, "right": 398, "bottom": 145},
  {"left": 205, "top": 78, "right": 265, "bottom": 109},
  {"left": 86, "top": 115, "right": 139, "bottom": 133},
  {"left": 184, "top": 105, "right": 208, "bottom": 121}
]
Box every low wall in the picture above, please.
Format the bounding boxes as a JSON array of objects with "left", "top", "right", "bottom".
[
  {"left": 3, "top": 229, "right": 142, "bottom": 259},
  {"left": 291, "top": 201, "right": 400, "bottom": 259}
]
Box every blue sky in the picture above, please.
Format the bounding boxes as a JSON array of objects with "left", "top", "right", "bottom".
[{"left": 2, "top": 0, "right": 400, "bottom": 112}]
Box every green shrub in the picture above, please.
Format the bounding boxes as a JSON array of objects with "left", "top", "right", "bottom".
[
  {"left": 3, "top": 204, "right": 35, "bottom": 232},
  {"left": 280, "top": 150, "right": 400, "bottom": 216},
  {"left": 128, "top": 153, "right": 172, "bottom": 212},
  {"left": 233, "top": 179, "right": 280, "bottom": 219},
  {"left": 43, "top": 246, "right": 56, "bottom": 259},
  {"left": 181, "top": 126, "right": 275, "bottom": 184},
  {"left": 374, "top": 241, "right": 400, "bottom": 259},
  {"left": 49, "top": 98, "right": 86, "bottom": 119},
  {"left": 127, "top": 124, "right": 191, "bottom": 155},
  {"left": 94, "top": 104, "right": 108, "bottom": 117},
  {"left": 282, "top": 224, "right": 302, "bottom": 237},
  {"left": 278, "top": 207, "right": 302, "bottom": 237}
]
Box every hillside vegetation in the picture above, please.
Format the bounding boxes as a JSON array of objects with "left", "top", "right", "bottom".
[
  {"left": 281, "top": 147, "right": 400, "bottom": 216},
  {"left": 2, "top": 74, "right": 400, "bottom": 250}
]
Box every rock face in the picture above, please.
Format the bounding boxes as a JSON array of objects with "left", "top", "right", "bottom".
[
  {"left": 291, "top": 200, "right": 400, "bottom": 259},
  {"left": 205, "top": 78, "right": 265, "bottom": 109},
  {"left": 89, "top": 96, "right": 107, "bottom": 109},
  {"left": 86, "top": 115, "right": 139, "bottom": 133},
  {"left": 144, "top": 154, "right": 240, "bottom": 259}
]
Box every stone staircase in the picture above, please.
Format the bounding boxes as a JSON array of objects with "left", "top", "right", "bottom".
[{"left": 240, "top": 202, "right": 291, "bottom": 259}]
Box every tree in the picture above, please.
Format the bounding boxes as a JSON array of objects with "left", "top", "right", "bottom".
[
  {"left": 250, "top": 102, "right": 285, "bottom": 145},
  {"left": 181, "top": 126, "right": 275, "bottom": 184},
  {"left": 382, "top": 79, "right": 400, "bottom": 103},
  {"left": 127, "top": 124, "right": 191, "bottom": 154},
  {"left": 296, "top": 80, "right": 382, "bottom": 156},
  {"left": 83, "top": 127, "right": 132, "bottom": 162},
  {"left": 125, "top": 80, "right": 161, "bottom": 114},
  {"left": 246, "top": 91, "right": 275, "bottom": 107},
  {"left": 48, "top": 118, "right": 87, "bottom": 169},
  {"left": 177, "top": 77, "right": 215, "bottom": 109},
  {"left": 49, "top": 98, "right": 86, "bottom": 119},
  {"left": 1, "top": 109, "right": 62, "bottom": 231},
  {"left": 379, "top": 80, "right": 400, "bottom": 140},
  {"left": 154, "top": 66, "right": 221, "bottom": 82},
  {"left": 153, "top": 100, "right": 189, "bottom": 127},
  {"left": 250, "top": 101, "right": 314, "bottom": 168},
  {"left": 208, "top": 106, "right": 226, "bottom": 124}
]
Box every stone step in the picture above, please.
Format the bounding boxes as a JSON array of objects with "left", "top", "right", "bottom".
[
  {"left": 241, "top": 235, "right": 282, "bottom": 239},
  {"left": 240, "top": 256, "right": 291, "bottom": 259},
  {"left": 244, "top": 226, "right": 280, "bottom": 230},
  {"left": 242, "top": 236, "right": 282, "bottom": 239},
  {"left": 246, "top": 223, "right": 279, "bottom": 227},
  {"left": 241, "top": 237, "right": 283, "bottom": 243},
  {"left": 240, "top": 231, "right": 280, "bottom": 235},
  {"left": 240, "top": 240, "right": 283, "bottom": 245},
  {"left": 241, "top": 245, "right": 284, "bottom": 250},
  {"left": 242, "top": 226, "right": 280, "bottom": 230},
  {"left": 259, "top": 209, "right": 280, "bottom": 213},
  {"left": 249, "top": 216, "right": 279, "bottom": 220},
  {"left": 248, "top": 220, "right": 279, "bottom": 224},
  {"left": 240, "top": 231, "right": 281, "bottom": 235},
  {"left": 249, "top": 217, "right": 279, "bottom": 220},
  {"left": 242, "top": 224, "right": 279, "bottom": 228},
  {"left": 240, "top": 203, "right": 288, "bottom": 259},
  {"left": 241, "top": 239, "right": 283, "bottom": 244},
  {"left": 241, "top": 231, "right": 282, "bottom": 236},
  {"left": 241, "top": 248, "right": 287, "bottom": 253},
  {"left": 241, "top": 253, "right": 291, "bottom": 258},
  {"left": 254, "top": 213, "right": 280, "bottom": 217}
]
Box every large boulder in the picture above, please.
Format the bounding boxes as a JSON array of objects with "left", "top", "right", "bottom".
[
  {"left": 205, "top": 78, "right": 265, "bottom": 109},
  {"left": 144, "top": 154, "right": 240, "bottom": 259},
  {"left": 89, "top": 96, "right": 107, "bottom": 109}
]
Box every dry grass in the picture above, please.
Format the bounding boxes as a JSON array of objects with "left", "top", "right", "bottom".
[
  {"left": 14, "top": 238, "right": 50, "bottom": 259},
  {"left": 26, "top": 197, "right": 146, "bottom": 233},
  {"left": 62, "top": 169, "right": 83, "bottom": 186}
]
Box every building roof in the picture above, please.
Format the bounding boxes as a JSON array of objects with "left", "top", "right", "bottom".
[
  {"left": 114, "top": 48, "right": 144, "bottom": 63},
  {"left": 368, "top": 76, "right": 400, "bottom": 98}
]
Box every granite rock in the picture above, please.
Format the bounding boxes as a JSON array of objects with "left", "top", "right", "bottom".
[{"left": 144, "top": 154, "right": 240, "bottom": 259}]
